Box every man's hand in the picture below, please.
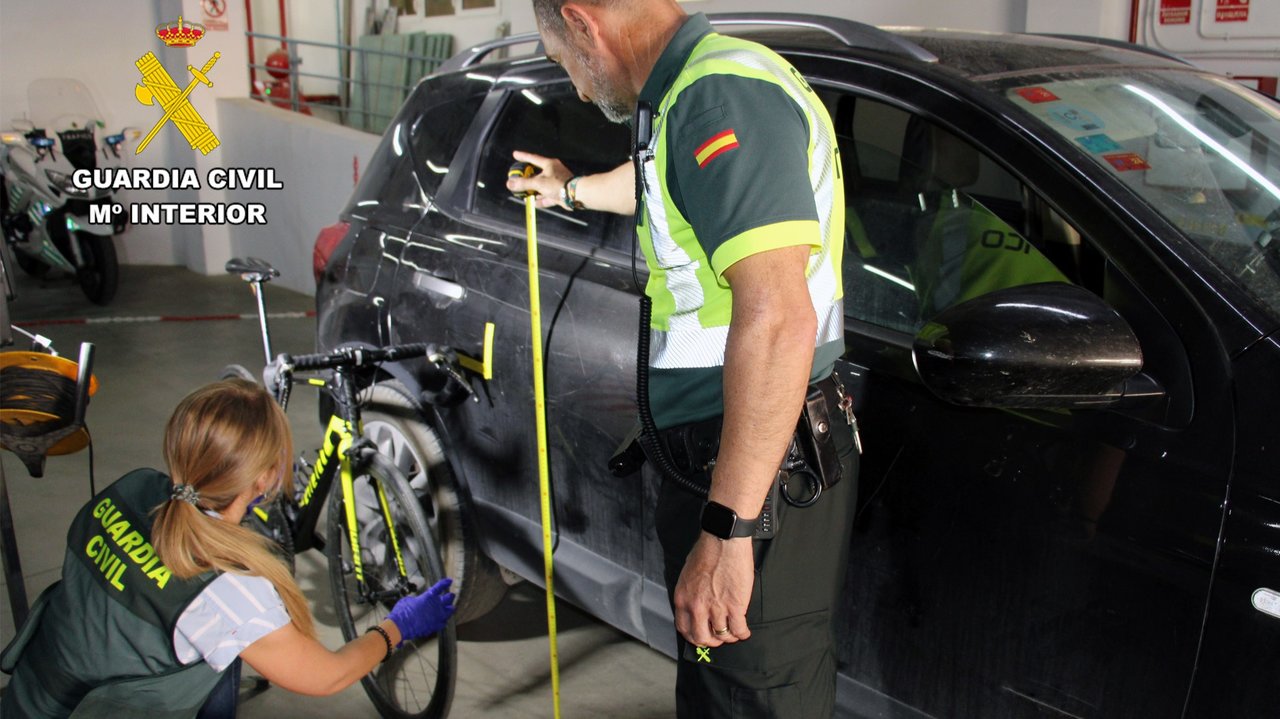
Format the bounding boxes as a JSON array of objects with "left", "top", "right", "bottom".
[
  {"left": 507, "top": 151, "right": 573, "bottom": 209},
  {"left": 673, "top": 533, "right": 754, "bottom": 647},
  {"left": 507, "top": 153, "right": 637, "bottom": 215}
]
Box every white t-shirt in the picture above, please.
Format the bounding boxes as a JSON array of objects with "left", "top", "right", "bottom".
[{"left": 173, "top": 572, "right": 291, "bottom": 672}]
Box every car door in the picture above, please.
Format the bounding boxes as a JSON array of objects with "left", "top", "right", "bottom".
[
  {"left": 804, "top": 60, "right": 1234, "bottom": 718},
  {"left": 415, "top": 72, "right": 669, "bottom": 640}
]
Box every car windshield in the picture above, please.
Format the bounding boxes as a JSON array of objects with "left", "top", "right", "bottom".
[{"left": 998, "top": 69, "right": 1280, "bottom": 323}]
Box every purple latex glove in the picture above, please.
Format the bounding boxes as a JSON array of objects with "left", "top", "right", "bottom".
[{"left": 387, "top": 578, "right": 455, "bottom": 645}]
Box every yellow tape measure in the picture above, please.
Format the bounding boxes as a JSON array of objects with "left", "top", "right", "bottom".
[{"left": 515, "top": 161, "right": 562, "bottom": 719}]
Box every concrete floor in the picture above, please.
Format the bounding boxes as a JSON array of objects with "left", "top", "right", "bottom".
[{"left": 1, "top": 264, "right": 675, "bottom": 718}]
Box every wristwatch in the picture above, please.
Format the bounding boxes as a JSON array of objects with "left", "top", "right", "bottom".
[{"left": 700, "top": 500, "right": 758, "bottom": 539}]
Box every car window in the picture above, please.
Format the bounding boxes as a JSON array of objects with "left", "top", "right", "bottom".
[
  {"left": 473, "top": 82, "right": 632, "bottom": 251},
  {"left": 832, "top": 94, "right": 1087, "bottom": 334},
  {"left": 345, "top": 75, "right": 486, "bottom": 230},
  {"left": 1000, "top": 71, "right": 1280, "bottom": 323}
]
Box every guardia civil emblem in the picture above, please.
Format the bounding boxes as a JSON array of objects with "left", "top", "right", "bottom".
[{"left": 134, "top": 16, "right": 221, "bottom": 155}]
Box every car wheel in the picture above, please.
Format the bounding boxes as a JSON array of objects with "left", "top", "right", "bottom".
[{"left": 360, "top": 380, "right": 507, "bottom": 623}]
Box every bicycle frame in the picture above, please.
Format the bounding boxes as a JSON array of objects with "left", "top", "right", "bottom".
[
  {"left": 269, "top": 363, "right": 412, "bottom": 600},
  {"left": 225, "top": 255, "right": 447, "bottom": 603}
]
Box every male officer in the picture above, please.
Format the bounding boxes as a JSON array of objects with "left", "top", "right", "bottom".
[{"left": 508, "top": 1, "right": 856, "bottom": 715}]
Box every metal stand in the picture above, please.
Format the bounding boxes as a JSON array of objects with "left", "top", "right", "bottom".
[
  {"left": 0, "top": 343, "right": 95, "bottom": 630},
  {"left": 0, "top": 457, "right": 29, "bottom": 628}
]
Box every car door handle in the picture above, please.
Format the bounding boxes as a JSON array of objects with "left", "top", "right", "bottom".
[
  {"left": 413, "top": 271, "right": 466, "bottom": 305},
  {"left": 1253, "top": 588, "right": 1280, "bottom": 621}
]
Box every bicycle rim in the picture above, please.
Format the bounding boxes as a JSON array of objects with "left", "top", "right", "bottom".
[{"left": 327, "top": 450, "right": 456, "bottom": 719}]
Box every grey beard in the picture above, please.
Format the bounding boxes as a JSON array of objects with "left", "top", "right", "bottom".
[{"left": 596, "top": 99, "right": 632, "bottom": 124}]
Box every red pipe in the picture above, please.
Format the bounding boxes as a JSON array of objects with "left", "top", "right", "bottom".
[
  {"left": 245, "top": 0, "right": 258, "bottom": 90},
  {"left": 1129, "top": 0, "right": 1141, "bottom": 43},
  {"left": 279, "top": 0, "right": 288, "bottom": 48}
]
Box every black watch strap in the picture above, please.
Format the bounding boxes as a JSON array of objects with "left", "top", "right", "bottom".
[{"left": 700, "top": 500, "right": 757, "bottom": 539}]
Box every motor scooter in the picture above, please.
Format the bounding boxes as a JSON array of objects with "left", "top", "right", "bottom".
[{"left": 1, "top": 79, "right": 135, "bottom": 305}]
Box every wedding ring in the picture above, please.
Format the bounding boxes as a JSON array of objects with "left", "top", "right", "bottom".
[{"left": 713, "top": 626, "right": 730, "bottom": 635}]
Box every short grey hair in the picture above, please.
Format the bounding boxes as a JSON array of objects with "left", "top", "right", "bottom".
[
  {"left": 532, "top": 0, "right": 571, "bottom": 36},
  {"left": 533, "top": 0, "right": 633, "bottom": 38}
]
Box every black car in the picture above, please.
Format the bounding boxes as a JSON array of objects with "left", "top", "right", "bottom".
[{"left": 313, "top": 13, "right": 1280, "bottom": 718}]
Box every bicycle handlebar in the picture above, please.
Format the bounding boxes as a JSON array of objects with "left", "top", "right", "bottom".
[
  {"left": 265, "top": 342, "right": 470, "bottom": 411},
  {"left": 279, "top": 343, "right": 439, "bottom": 373}
]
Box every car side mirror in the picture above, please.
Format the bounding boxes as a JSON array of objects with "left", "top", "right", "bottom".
[{"left": 912, "top": 283, "right": 1160, "bottom": 409}]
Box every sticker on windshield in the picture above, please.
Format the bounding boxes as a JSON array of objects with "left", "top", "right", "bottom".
[
  {"left": 1016, "top": 86, "right": 1060, "bottom": 104},
  {"left": 1049, "top": 106, "right": 1105, "bottom": 132},
  {"left": 1103, "top": 152, "right": 1151, "bottom": 172},
  {"left": 1076, "top": 134, "right": 1122, "bottom": 153}
]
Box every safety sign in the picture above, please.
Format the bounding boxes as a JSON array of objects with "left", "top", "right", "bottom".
[
  {"left": 201, "top": 0, "right": 229, "bottom": 32},
  {"left": 1216, "top": 0, "right": 1249, "bottom": 23},
  {"left": 1159, "top": 0, "right": 1192, "bottom": 25}
]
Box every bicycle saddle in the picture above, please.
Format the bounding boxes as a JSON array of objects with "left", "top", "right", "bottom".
[{"left": 225, "top": 257, "right": 280, "bottom": 280}]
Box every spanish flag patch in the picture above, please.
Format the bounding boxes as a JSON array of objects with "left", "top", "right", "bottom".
[{"left": 694, "top": 129, "right": 740, "bottom": 168}]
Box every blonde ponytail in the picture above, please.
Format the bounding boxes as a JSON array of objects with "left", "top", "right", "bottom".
[{"left": 152, "top": 379, "right": 315, "bottom": 638}]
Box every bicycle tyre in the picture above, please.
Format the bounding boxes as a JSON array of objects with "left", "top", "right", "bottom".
[
  {"left": 361, "top": 381, "right": 507, "bottom": 624},
  {"left": 326, "top": 449, "right": 456, "bottom": 719},
  {"left": 218, "top": 364, "right": 258, "bottom": 383}
]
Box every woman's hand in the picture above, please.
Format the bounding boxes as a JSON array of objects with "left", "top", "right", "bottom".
[
  {"left": 240, "top": 578, "right": 454, "bottom": 697},
  {"left": 388, "top": 578, "right": 456, "bottom": 644}
]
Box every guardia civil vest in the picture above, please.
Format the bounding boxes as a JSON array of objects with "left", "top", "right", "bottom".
[
  {"left": 0, "top": 469, "right": 224, "bottom": 719},
  {"left": 635, "top": 14, "right": 846, "bottom": 429}
]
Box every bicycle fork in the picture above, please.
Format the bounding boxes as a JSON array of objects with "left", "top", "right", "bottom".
[{"left": 341, "top": 439, "right": 416, "bottom": 605}]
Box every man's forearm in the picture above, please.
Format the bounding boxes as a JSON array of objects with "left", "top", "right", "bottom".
[
  {"left": 575, "top": 162, "right": 636, "bottom": 215},
  {"left": 709, "top": 245, "right": 818, "bottom": 520}
]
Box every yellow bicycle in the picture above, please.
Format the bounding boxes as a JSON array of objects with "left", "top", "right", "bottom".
[{"left": 222, "top": 257, "right": 456, "bottom": 719}]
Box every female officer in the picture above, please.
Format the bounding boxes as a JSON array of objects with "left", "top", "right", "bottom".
[{"left": 1, "top": 379, "right": 454, "bottom": 717}]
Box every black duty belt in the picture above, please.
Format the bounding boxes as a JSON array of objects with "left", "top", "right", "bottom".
[{"left": 652, "top": 372, "right": 853, "bottom": 500}]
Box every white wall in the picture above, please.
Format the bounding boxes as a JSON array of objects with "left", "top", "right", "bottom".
[
  {"left": 385, "top": 0, "right": 1034, "bottom": 53},
  {"left": 0, "top": 0, "right": 252, "bottom": 270},
  {"left": 282, "top": 2, "right": 345, "bottom": 98},
  {"left": 1026, "top": 0, "right": 1131, "bottom": 39},
  {"left": 217, "top": 98, "right": 380, "bottom": 295},
  {"left": 1134, "top": 0, "right": 1280, "bottom": 84}
]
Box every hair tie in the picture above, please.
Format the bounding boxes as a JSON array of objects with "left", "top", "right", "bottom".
[{"left": 171, "top": 484, "right": 200, "bottom": 507}]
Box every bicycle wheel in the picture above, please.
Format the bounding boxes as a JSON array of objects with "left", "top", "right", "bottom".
[
  {"left": 327, "top": 448, "right": 456, "bottom": 719},
  {"left": 218, "top": 364, "right": 258, "bottom": 383},
  {"left": 361, "top": 381, "right": 507, "bottom": 623}
]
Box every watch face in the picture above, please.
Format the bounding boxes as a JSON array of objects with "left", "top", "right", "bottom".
[{"left": 700, "top": 502, "right": 737, "bottom": 538}]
